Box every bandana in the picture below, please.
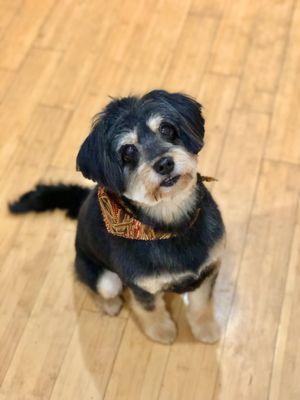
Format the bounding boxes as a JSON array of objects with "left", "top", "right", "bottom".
[
  {"left": 97, "top": 176, "right": 215, "bottom": 241},
  {"left": 98, "top": 187, "right": 177, "bottom": 240}
]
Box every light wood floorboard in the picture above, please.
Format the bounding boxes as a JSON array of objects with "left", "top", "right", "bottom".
[{"left": 0, "top": 1, "right": 299, "bottom": 399}]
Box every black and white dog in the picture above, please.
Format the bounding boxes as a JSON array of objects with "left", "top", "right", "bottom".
[{"left": 10, "top": 90, "right": 225, "bottom": 344}]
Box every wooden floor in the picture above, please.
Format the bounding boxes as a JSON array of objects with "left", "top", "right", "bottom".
[{"left": 0, "top": 0, "right": 300, "bottom": 399}]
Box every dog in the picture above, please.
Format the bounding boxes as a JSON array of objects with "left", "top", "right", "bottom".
[{"left": 10, "top": 90, "right": 225, "bottom": 344}]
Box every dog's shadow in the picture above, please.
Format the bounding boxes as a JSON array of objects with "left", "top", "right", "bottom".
[{"left": 72, "top": 281, "right": 222, "bottom": 399}]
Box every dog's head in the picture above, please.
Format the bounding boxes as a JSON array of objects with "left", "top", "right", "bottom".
[{"left": 77, "top": 90, "right": 205, "bottom": 210}]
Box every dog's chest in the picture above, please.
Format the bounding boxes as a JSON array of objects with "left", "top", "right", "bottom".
[
  {"left": 134, "top": 236, "right": 224, "bottom": 294},
  {"left": 135, "top": 270, "right": 196, "bottom": 294}
]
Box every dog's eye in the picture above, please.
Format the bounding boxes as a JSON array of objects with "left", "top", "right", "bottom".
[
  {"left": 159, "top": 123, "right": 177, "bottom": 140},
  {"left": 121, "top": 144, "right": 138, "bottom": 163}
]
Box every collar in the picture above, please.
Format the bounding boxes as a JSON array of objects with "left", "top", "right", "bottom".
[{"left": 97, "top": 176, "right": 215, "bottom": 241}]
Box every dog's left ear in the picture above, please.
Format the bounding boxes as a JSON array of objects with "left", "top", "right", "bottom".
[
  {"left": 76, "top": 114, "right": 124, "bottom": 193},
  {"left": 145, "top": 90, "right": 205, "bottom": 153}
]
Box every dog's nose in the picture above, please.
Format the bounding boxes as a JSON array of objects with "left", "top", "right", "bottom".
[{"left": 153, "top": 156, "right": 174, "bottom": 175}]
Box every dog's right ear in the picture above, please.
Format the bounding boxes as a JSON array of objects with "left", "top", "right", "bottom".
[{"left": 76, "top": 114, "right": 124, "bottom": 193}]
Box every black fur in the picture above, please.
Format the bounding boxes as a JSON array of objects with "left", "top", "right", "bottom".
[
  {"left": 76, "top": 90, "right": 205, "bottom": 194},
  {"left": 167, "top": 263, "right": 217, "bottom": 294},
  {"left": 143, "top": 90, "right": 205, "bottom": 153},
  {"left": 75, "top": 179, "right": 224, "bottom": 301},
  {"left": 9, "top": 183, "right": 90, "bottom": 219},
  {"left": 9, "top": 90, "right": 224, "bottom": 311}
]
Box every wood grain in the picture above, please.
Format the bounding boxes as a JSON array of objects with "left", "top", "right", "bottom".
[{"left": 0, "top": 1, "right": 299, "bottom": 399}]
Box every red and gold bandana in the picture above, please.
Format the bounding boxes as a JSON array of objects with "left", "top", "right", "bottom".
[
  {"left": 98, "top": 187, "right": 176, "bottom": 240},
  {"left": 97, "top": 176, "right": 215, "bottom": 241}
]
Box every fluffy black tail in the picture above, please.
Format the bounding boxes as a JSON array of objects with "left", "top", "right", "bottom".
[{"left": 9, "top": 183, "right": 90, "bottom": 219}]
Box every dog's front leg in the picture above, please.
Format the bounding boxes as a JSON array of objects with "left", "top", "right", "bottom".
[
  {"left": 185, "top": 261, "right": 221, "bottom": 344},
  {"left": 130, "top": 288, "right": 177, "bottom": 344}
]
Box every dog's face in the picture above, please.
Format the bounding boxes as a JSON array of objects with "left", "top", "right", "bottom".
[{"left": 77, "top": 90, "right": 205, "bottom": 208}]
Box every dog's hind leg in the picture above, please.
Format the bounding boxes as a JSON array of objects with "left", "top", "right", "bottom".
[
  {"left": 185, "top": 260, "right": 221, "bottom": 343},
  {"left": 75, "top": 251, "right": 123, "bottom": 316}
]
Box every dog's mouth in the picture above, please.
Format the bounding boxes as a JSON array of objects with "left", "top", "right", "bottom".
[{"left": 160, "top": 175, "right": 180, "bottom": 187}]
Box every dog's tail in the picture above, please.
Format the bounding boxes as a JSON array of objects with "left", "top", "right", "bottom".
[{"left": 9, "top": 183, "right": 90, "bottom": 219}]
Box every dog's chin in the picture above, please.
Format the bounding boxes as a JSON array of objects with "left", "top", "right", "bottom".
[
  {"left": 138, "top": 173, "right": 198, "bottom": 225},
  {"left": 133, "top": 172, "right": 196, "bottom": 208}
]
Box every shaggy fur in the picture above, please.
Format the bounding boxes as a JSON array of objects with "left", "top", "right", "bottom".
[
  {"left": 10, "top": 90, "right": 225, "bottom": 344},
  {"left": 9, "top": 183, "right": 89, "bottom": 219}
]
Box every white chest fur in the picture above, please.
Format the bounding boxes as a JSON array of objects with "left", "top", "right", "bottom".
[{"left": 135, "top": 236, "right": 225, "bottom": 294}]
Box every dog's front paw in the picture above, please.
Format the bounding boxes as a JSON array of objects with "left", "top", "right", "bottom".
[
  {"left": 191, "top": 320, "right": 221, "bottom": 344},
  {"left": 145, "top": 318, "right": 177, "bottom": 344},
  {"left": 102, "top": 296, "right": 123, "bottom": 316}
]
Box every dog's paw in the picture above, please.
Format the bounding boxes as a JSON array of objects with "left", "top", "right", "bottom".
[
  {"left": 191, "top": 320, "right": 221, "bottom": 344},
  {"left": 145, "top": 318, "right": 177, "bottom": 344},
  {"left": 102, "top": 296, "right": 123, "bottom": 316}
]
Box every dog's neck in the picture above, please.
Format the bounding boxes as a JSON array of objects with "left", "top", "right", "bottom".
[
  {"left": 139, "top": 186, "right": 198, "bottom": 223},
  {"left": 121, "top": 175, "right": 206, "bottom": 232}
]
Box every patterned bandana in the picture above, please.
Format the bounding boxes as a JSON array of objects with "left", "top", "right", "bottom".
[
  {"left": 97, "top": 176, "right": 215, "bottom": 241},
  {"left": 97, "top": 187, "right": 177, "bottom": 240}
]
